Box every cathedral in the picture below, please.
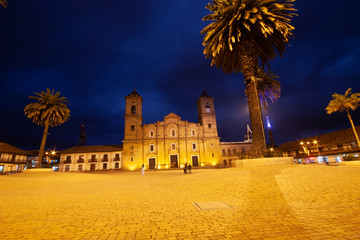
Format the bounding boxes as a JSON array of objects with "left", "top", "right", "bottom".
[
  {"left": 59, "top": 90, "right": 251, "bottom": 172},
  {"left": 122, "top": 89, "right": 222, "bottom": 170}
]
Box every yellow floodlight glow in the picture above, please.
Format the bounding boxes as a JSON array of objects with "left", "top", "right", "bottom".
[
  {"left": 128, "top": 165, "right": 136, "bottom": 171},
  {"left": 300, "top": 142, "right": 304, "bottom": 145},
  {"left": 212, "top": 162, "right": 216, "bottom": 166},
  {"left": 157, "top": 165, "right": 161, "bottom": 169},
  {"left": 201, "top": 162, "right": 205, "bottom": 167},
  {"left": 165, "top": 165, "right": 169, "bottom": 169}
]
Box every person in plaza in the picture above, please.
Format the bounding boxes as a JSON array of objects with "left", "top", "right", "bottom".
[
  {"left": 141, "top": 164, "right": 145, "bottom": 176},
  {"left": 184, "top": 163, "right": 188, "bottom": 174},
  {"left": 187, "top": 163, "right": 192, "bottom": 174}
]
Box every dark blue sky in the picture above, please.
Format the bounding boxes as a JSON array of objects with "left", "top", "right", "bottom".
[{"left": 1, "top": 1, "right": 360, "bottom": 150}]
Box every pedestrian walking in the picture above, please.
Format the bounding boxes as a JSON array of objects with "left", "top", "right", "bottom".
[
  {"left": 141, "top": 164, "right": 145, "bottom": 176},
  {"left": 188, "top": 164, "right": 192, "bottom": 174},
  {"left": 184, "top": 163, "right": 188, "bottom": 174}
]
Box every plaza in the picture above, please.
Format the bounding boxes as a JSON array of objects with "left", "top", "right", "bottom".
[{"left": 1, "top": 165, "right": 360, "bottom": 240}]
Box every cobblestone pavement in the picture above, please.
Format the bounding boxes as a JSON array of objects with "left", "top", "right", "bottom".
[{"left": 1, "top": 165, "right": 360, "bottom": 240}]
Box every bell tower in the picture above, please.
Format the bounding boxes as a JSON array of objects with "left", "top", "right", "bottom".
[
  {"left": 197, "top": 91, "right": 218, "bottom": 138},
  {"left": 124, "top": 89, "right": 143, "bottom": 140}
]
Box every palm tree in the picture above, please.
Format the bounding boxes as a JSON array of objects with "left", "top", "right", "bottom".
[
  {"left": 201, "top": 0, "right": 296, "bottom": 157},
  {"left": 0, "top": 0, "right": 7, "bottom": 9},
  {"left": 24, "top": 89, "right": 70, "bottom": 168},
  {"left": 257, "top": 68, "right": 280, "bottom": 147},
  {"left": 326, "top": 88, "right": 360, "bottom": 148}
]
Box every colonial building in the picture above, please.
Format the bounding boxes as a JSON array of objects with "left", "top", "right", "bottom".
[
  {"left": 220, "top": 141, "right": 252, "bottom": 166},
  {"left": 276, "top": 126, "right": 360, "bottom": 164},
  {"left": 0, "top": 143, "right": 28, "bottom": 173},
  {"left": 59, "top": 145, "right": 123, "bottom": 172}
]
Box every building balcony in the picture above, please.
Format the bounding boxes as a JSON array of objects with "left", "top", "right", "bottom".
[
  {"left": 77, "top": 159, "right": 84, "bottom": 163},
  {"left": 101, "top": 158, "right": 109, "bottom": 162},
  {"left": 89, "top": 159, "right": 97, "bottom": 162},
  {"left": 64, "top": 160, "right": 72, "bottom": 164},
  {"left": 113, "top": 158, "right": 120, "bottom": 162}
]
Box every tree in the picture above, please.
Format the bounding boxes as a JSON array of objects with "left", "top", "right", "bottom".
[
  {"left": 0, "top": 0, "right": 7, "bottom": 8},
  {"left": 326, "top": 88, "right": 360, "bottom": 148},
  {"left": 201, "top": 0, "right": 296, "bottom": 157},
  {"left": 24, "top": 89, "right": 70, "bottom": 168},
  {"left": 257, "top": 68, "right": 280, "bottom": 147}
]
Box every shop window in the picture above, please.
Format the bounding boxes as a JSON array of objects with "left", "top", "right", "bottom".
[
  {"left": 103, "top": 163, "right": 107, "bottom": 170},
  {"left": 78, "top": 165, "right": 83, "bottom": 171},
  {"left": 115, "top": 162, "right": 119, "bottom": 169}
]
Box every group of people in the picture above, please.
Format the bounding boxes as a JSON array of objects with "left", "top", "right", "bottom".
[{"left": 183, "top": 163, "right": 192, "bottom": 174}]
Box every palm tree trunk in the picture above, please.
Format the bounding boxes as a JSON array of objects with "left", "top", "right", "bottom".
[
  {"left": 246, "top": 78, "right": 266, "bottom": 157},
  {"left": 239, "top": 39, "right": 266, "bottom": 157},
  {"left": 36, "top": 120, "right": 50, "bottom": 168},
  {"left": 346, "top": 110, "right": 360, "bottom": 148}
]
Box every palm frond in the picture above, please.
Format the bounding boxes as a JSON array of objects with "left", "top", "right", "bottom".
[
  {"left": 24, "top": 88, "right": 70, "bottom": 127},
  {"left": 201, "top": 0, "right": 297, "bottom": 74},
  {"left": 0, "top": 0, "right": 7, "bottom": 8}
]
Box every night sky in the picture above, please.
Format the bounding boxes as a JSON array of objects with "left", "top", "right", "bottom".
[{"left": 1, "top": 1, "right": 360, "bottom": 151}]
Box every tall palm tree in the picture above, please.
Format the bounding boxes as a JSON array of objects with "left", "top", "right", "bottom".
[
  {"left": 326, "top": 88, "right": 360, "bottom": 148},
  {"left": 257, "top": 68, "right": 280, "bottom": 147},
  {"left": 201, "top": 0, "right": 296, "bottom": 157},
  {"left": 24, "top": 89, "right": 70, "bottom": 168}
]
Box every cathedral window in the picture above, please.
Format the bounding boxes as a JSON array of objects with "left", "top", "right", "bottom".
[
  {"left": 208, "top": 124, "right": 212, "bottom": 128},
  {"left": 131, "top": 105, "right": 136, "bottom": 114},
  {"left": 212, "top": 153, "right": 214, "bottom": 157},
  {"left": 149, "top": 130, "right": 154, "bottom": 137},
  {"left": 149, "top": 144, "right": 155, "bottom": 152},
  {"left": 205, "top": 105, "right": 211, "bottom": 113},
  {"left": 171, "top": 144, "right": 176, "bottom": 150},
  {"left": 191, "top": 129, "right": 196, "bottom": 136},
  {"left": 222, "top": 149, "right": 226, "bottom": 156},
  {"left": 192, "top": 143, "right": 197, "bottom": 150},
  {"left": 171, "top": 128, "right": 176, "bottom": 137},
  {"left": 131, "top": 125, "right": 135, "bottom": 131}
]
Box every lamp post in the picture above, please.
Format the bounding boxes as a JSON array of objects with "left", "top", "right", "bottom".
[{"left": 313, "top": 140, "right": 325, "bottom": 164}]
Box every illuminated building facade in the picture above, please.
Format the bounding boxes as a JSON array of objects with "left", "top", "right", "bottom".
[
  {"left": 122, "top": 90, "right": 222, "bottom": 170},
  {"left": 0, "top": 143, "right": 28, "bottom": 173},
  {"left": 276, "top": 126, "right": 360, "bottom": 164}
]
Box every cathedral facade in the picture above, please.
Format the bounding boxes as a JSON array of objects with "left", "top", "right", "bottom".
[{"left": 122, "top": 90, "right": 222, "bottom": 170}]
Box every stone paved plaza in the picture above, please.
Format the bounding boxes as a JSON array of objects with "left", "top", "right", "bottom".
[{"left": 1, "top": 165, "right": 360, "bottom": 240}]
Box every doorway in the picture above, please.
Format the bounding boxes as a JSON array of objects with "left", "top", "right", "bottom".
[
  {"left": 192, "top": 156, "right": 199, "bottom": 167},
  {"left": 90, "top": 164, "right": 96, "bottom": 171},
  {"left": 170, "top": 155, "right": 178, "bottom": 168},
  {"left": 149, "top": 158, "right": 156, "bottom": 169}
]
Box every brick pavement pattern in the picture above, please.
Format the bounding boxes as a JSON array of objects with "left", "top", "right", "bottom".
[{"left": 1, "top": 165, "right": 360, "bottom": 239}]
